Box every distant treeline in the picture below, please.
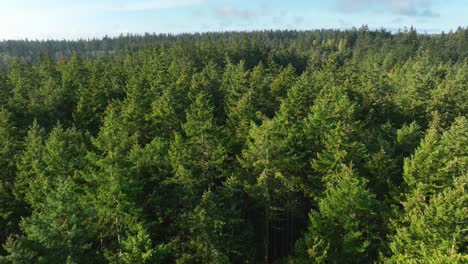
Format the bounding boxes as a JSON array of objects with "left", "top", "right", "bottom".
[{"left": 1, "top": 26, "right": 467, "bottom": 67}]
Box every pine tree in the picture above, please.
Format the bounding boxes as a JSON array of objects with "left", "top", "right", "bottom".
[
  {"left": 59, "top": 53, "right": 88, "bottom": 120},
  {"left": 120, "top": 75, "right": 152, "bottom": 143},
  {"left": 0, "top": 70, "right": 11, "bottom": 106},
  {"left": 269, "top": 64, "right": 297, "bottom": 113},
  {"left": 189, "top": 61, "right": 223, "bottom": 125},
  {"left": 14, "top": 121, "right": 45, "bottom": 207},
  {"left": 169, "top": 90, "right": 226, "bottom": 197},
  {"left": 303, "top": 86, "right": 357, "bottom": 154},
  {"left": 182, "top": 178, "right": 254, "bottom": 263},
  {"left": 389, "top": 116, "right": 467, "bottom": 262},
  {"left": 73, "top": 60, "right": 122, "bottom": 134},
  {"left": 4, "top": 124, "right": 91, "bottom": 263},
  {"left": 311, "top": 122, "right": 368, "bottom": 186},
  {"left": 396, "top": 121, "right": 422, "bottom": 156},
  {"left": 249, "top": 62, "right": 274, "bottom": 117},
  {"left": 304, "top": 87, "right": 368, "bottom": 189},
  {"left": 147, "top": 88, "right": 181, "bottom": 140},
  {"left": 120, "top": 224, "right": 168, "bottom": 264},
  {"left": 277, "top": 69, "right": 320, "bottom": 124},
  {"left": 389, "top": 174, "right": 467, "bottom": 263},
  {"left": 0, "top": 108, "right": 19, "bottom": 248},
  {"left": 7, "top": 61, "right": 37, "bottom": 127},
  {"left": 128, "top": 137, "right": 172, "bottom": 243},
  {"left": 391, "top": 52, "right": 442, "bottom": 124},
  {"left": 16, "top": 124, "right": 86, "bottom": 207},
  {"left": 294, "top": 165, "right": 381, "bottom": 263},
  {"left": 403, "top": 116, "right": 467, "bottom": 201},
  {"left": 428, "top": 62, "right": 468, "bottom": 126},
  {"left": 222, "top": 61, "right": 256, "bottom": 149},
  {"left": 168, "top": 91, "right": 230, "bottom": 263},
  {"left": 240, "top": 118, "right": 298, "bottom": 263},
  {"left": 18, "top": 179, "right": 95, "bottom": 264},
  {"left": 86, "top": 104, "right": 145, "bottom": 262}
]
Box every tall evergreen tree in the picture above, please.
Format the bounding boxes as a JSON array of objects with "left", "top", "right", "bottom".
[
  {"left": 169, "top": 90, "right": 226, "bottom": 198},
  {"left": 86, "top": 104, "right": 150, "bottom": 262},
  {"left": 292, "top": 166, "right": 381, "bottom": 263},
  {"left": 389, "top": 116, "right": 467, "bottom": 262},
  {"left": 0, "top": 108, "right": 19, "bottom": 249}
]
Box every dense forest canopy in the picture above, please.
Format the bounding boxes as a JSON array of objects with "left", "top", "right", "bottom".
[{"left": 0, "top": 27, "right": 467, "bottom": 263}]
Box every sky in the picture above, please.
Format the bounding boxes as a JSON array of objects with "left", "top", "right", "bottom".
[{"left": 0, "top": 0, "right": 466, "bottom": 40}]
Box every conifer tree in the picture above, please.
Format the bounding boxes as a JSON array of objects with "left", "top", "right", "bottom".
[
  {"left": 403, "top": 116, "right": 466, "bottom": 201},
  {"left": 147, "top": 88, "right": 181, "bottom": 140},
  {"left": 391, "top": 52, "right": 442, "bottom": 124},
  {"left": 269, "top": 64, "right": 297, "bottom": 113},
  {"left": 14, "top": 121, "right": 45, "bottom": 207},
  {"left": 294, "top": 166, "right": 381, "bottom": 263},
  {"left": 86, "top": 104, "right": 146, "bottom": 262},
  {"left": 222, "top": 61, "right": 256, "bottom": 148},
  {"left": 0, "top": 108, "right": 19, "bottom": 248},
  {"left": 120, "top": 75, "right": 152, "bottom": 143},
  {"left": 428, "top": 62, "right": 468, "bottom": 126},
  {"left": 18, "top": 179, "right": 95, "bottom": 264},
  {"left": 182, "top": 179, "right": 254, "bottom": 263},
  {"left": 4, "top": 124, "right": 90, "bottom": 263},
  {"left": 389, "top": 116, "right": 467, "bottom": 262},
  {"left": 311, "top": 122, "right": 368, "bottom": 186},
  {"left": 241, "top": 118, "right": 298, "bottom": 263},
  {"left": 7, "top": 61, "right": 37, "bottom": 127},
  {"left": 389, "top": 174, "right": 467, "bottom": 263},
  {"left": 169, "top": 90, "right": 226, "bottom": 197},
  {"left": 73, "top": 60, "right": 121, "bottom": 134},
  {"left": 189, "top": 61, "right": 223, "bottom": 125},
  {"left": 396, "top": 121, "right": 422, "bottom": 156},
  {"left": 120, "top": 223, "right": 168, "bottom": 264},
  {"left": 249, "top": 62, "right": 274, "bottom": 117},
  {"left": 0, "top": 28, "right": 467, "bottom": 264}
]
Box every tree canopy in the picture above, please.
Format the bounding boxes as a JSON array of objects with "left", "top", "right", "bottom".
[{"left": 0, "top": 28, "right": 467, "bottom": 263}]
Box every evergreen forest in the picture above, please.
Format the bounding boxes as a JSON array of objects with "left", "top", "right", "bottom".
[{"left": 0, "top": 27, "right": 467, "bottom": 263}]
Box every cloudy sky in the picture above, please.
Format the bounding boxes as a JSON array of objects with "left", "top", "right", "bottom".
[{"left": 0, "top": 0, "right": 466, "bottom": 40}]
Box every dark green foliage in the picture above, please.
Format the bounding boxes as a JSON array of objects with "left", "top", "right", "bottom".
[
  {"left": 0, "top": 108, "right": 19, "bottom": 249},
  {"left": 169, "top": 90, "right": 226, "bottom": 195},
  {"left": 0, "top": 28, "right": 466, "bottom": 263}
]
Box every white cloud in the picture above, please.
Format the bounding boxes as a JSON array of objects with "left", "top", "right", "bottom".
[
  {"left": 336, "top": 0, "right": 440, "bottom": 17},
  {"left": 214, "top": 6, "right": 257, "bottom": 20},
  {"left": 110, "top": 0, "right": 208, "bottom": 11}
]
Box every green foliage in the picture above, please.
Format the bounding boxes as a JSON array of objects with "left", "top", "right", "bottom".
[
  {"left": 403, "top": 116, "right": 467, "bottom": 198},
  {"left": 391, "top": 52, "right": 444, "bottom": 124},
  {"left": 303, "top": 86, "right": 357, "bottom": 152},
  {"left": 396, "top": 121, "right": 422, "bottom": 156},
  {"left": 0, "top": 29, "right": 466, "bottom": 263},
  {"left": 388, "top": 116, "right": 468, "bottom": 263},
  {"left": 0, "top": 108, "right": 19, "bottom": 247},
  {"left": 16, "top": 124, "right": 86, "bottom": 208},
  {"left": 14, "top": 121, "right": 45, "bottom": 204},
  {"left": 428, "top": 62, "right": 468, "bottom": 126},
  {"left": 17, "top": 179, "right": 95, "bottom": 263},
  {"left": 181, "top": 178, "right": 254, "bottom": 263},
  {"left": 389, "top": 174, "right": 467, "bottom": 263},
  {"left": 311, "top": 122, "right": 368, "bottom": 185},
  {"left": 169, "top": 90, "right": 226, "bottom": 194},
  {"left": 120, "top": 224, "right": 168, "bottom": 264},
  {"left": 222, "top": 61, "right": 257, "bottom": 147},
  {"left": 294, "top": 166, "right": 381, "bottom": 263}
]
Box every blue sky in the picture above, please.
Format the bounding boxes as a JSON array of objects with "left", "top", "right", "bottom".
[{"left": 0, "top": 0, "right": 466, "bottom": 40}]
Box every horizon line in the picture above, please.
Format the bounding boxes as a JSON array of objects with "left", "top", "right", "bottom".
[{"left": 1, "top": 26, "right": 466, "bottom": 42}]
